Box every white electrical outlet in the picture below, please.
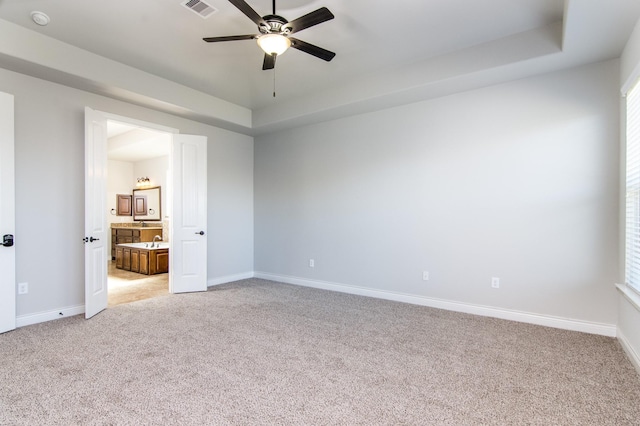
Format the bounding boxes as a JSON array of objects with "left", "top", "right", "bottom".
[
  {"left": 423, "top": 271, "right": 429, "bottom": 281},
  {"left": 491, "top": 277, "right": 500, "bottom": 288},
  {"left": 309, "top": 259, "right": 315, "bottom": 268},
  {"left": 18, "top": 282, "right": 28, "bottom": 294}
]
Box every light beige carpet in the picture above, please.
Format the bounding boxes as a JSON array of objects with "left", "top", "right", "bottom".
[{"left": 1, "top": 278, "right": 639, "bottom": 425}]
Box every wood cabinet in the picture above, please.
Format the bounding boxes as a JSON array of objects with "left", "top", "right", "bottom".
[
  {"left": 116, "top": 194, "right": 132, "bottom": 216},
  {"left": 115, "top": 246, "right": 124, "bottom": 269},
  {"left": 114, "top": 246, "right": 169, "bottom": 275},
  {"left": 123, "top": 247, "right": 131, "bottom": 270},
  {"left": 111, "top": 227, "right": 162, "bottom": 260},
  {"left": 134, "top": 195, "right": 147, "bottom": 216},
  {"left": 140, "top": 251, "right": 149, "bottom": 274},
  {"left": 152, "top": 251, "right": 168, "bottom": 275},
  {"left": 131, "top": 249, "right": 139, "bottom": 272}
]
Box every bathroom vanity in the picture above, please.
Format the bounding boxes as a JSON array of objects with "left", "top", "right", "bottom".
[
  {"left": 115, "top": 242, "right": 169, "bottom": 275},
  {"left": 111, "top": 225, "right": 163, "bottom": 260},
  {"left": 110, "top": 186, "right": 164, "bottom": 260}
]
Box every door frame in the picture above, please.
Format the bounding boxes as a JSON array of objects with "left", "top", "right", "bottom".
[
  {"left": 85, "top": 110, "right": 179, "bottom": 316},
  {"left": 0, "top": 92, "right": 15, "bottom": 333}
]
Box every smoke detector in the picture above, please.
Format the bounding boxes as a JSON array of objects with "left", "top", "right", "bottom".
[{"left": 30, "top": 11, "right": 50, "bottom": 26}]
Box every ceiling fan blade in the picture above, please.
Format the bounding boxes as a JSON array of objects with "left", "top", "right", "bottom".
[
  {"left": 289, "top": 38, "right": 336, "bottom": 62},
  {"left": 228, "top": 0, "right": 267, "bottom": 27},
  {"left": 203, "top": 34, "right": 257, "bottom": 42},
  {"left": 284, "top": 7, "right": 334, "bottom": 34},
  {"left": 262, "top": 53, "right": 276, "bottom": 70}
]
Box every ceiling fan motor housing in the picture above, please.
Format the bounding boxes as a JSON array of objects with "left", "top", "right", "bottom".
[{"left": 260, "top": 15, "right": 290, "bottom": 34}]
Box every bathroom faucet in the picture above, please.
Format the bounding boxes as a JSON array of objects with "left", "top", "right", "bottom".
[{"left": 151, "top": 235, "right": 162, "bottom": 247}]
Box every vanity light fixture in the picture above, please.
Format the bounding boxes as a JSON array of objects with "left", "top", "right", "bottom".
[{"left": 136, "top": 177, "right": 151, "bottom": 187}]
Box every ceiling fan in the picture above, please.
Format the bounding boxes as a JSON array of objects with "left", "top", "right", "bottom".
[{"left": 203, "top": 0, "right": 336, "bottom": 71}]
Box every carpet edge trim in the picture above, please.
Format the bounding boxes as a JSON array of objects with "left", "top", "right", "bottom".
[
  {"left": 254, "top": 272, "right": 616, "bottom": 337},
  {"left": 14, "top": 272, "right": 254, "bottom": 328}
]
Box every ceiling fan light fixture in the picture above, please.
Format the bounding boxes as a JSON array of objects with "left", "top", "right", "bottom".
[{"left": 257, "top": 34, "right": 291, "bottom": 56}]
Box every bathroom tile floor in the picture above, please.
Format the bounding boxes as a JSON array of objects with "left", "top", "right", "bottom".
[{"left": 108, "top": 261, "right": 168, "bottom": 307}]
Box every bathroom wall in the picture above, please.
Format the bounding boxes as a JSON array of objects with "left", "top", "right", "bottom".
[
  {"left": 107, "top": 159, "right": 135, "bottom": 227},
  {"left": 134, "top": 155, "right": 169, "bottom": 222},
  {"left": 106, "top": 155, "right": 169, "bottom": 258}
]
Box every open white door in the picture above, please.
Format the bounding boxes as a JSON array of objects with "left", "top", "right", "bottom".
[
  {"left": 171, "top": 134, "right": 207, "bottom": 293},
  {"left": 84, "top": 107, "right": 108, "bottom": 318},
  {"left": 0, "top": 92, "right": 16, "bottom": 333}
]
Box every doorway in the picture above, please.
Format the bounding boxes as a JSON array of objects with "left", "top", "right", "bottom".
[
  {"left": 106, "top": 120, "right": 171, "bottom": 306},
  {"left": 85, "top": 107, "right": 209, "bottom": 318}
]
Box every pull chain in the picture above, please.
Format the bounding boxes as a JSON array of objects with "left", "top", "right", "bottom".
[{"left": 271, "top": 0, "right": 278, "bottom": 97}]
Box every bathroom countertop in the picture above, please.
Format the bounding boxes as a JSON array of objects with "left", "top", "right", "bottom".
[{"left": 111, "top": 225, "right": 163, "bottom": 230}]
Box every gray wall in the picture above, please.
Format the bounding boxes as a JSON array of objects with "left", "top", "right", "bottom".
[
  {"left": 0, "top": 67, "right": 254, "bottom": 317},
  {"left": 254, "top": 59, "right": 620, "bottom": 326},
  {"left": 1, "top": 55, "right": 624, "bottom": 332}
]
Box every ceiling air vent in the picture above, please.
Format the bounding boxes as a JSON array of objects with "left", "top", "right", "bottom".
[{"left": 181, "top": 0, "right": 217, "bottom": 18}]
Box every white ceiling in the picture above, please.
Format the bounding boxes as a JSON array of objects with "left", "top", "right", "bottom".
[
  {"left": 107, "top": 122, "right": 171, "bottom": 162},
  {"left": 0, "top": 0, "right": 639, "bottom": 135}
]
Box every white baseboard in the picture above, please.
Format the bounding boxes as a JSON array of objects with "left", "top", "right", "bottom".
[
  {"left": 208, "top": 271, "right": 255, "bottom": 287},
  {"left": 16, "top": 304, "right": 85, "bottom": 328},
  {"left": 14, "top": 273, "right": 253, "bottom": 328},
  {"left": 617, "top": 328, "right": 640, "bottom": 375},
  {"left": 254, "top": 272, "right": 617, "bottom": 337},
  {"left": 14, "top": 273, "right": 617, "bottom": 338}
]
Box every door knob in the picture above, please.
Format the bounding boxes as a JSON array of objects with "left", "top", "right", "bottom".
[
  {"left": 89, "top": 237, "right": 100, "bottom": 242},
  {"left": 195, "top": 231, "right": 205, "bottom": 235},
  {"left": 2, "top": 234, "right": 13, "bottom": 247}
]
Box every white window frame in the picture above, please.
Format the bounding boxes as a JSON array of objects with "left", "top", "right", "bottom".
[{"left": 625, "top": 78, "right": 640, "bottom": 295}]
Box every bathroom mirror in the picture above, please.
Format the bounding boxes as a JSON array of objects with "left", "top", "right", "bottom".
[{"left": 133, "top": 186, "right": 161, "bottom": 221}]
